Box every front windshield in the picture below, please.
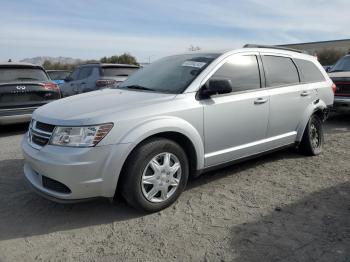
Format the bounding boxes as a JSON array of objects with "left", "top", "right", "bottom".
[
  {"left": 330, "top": 56, "right": 350, "bottom": 72},
  {"left": 118, "top": 53, "right": 220, "bottom": 94}
]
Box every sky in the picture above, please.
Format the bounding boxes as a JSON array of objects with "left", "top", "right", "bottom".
[{"left": 0, "top": 0, "right": 349, "bottom": 62}]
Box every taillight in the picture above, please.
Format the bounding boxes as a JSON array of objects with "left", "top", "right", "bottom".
[
  {"left": 40, "top": 82, "right": 61, "bottom": 98},
  {"left": 96, "top": 79, "right": 118, "bottom": 88},
  {"left": 331, "top": 83, "right": 337, "bottom": 94}
]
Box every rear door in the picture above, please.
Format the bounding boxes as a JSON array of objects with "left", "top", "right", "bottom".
[{"left": 261, "top": 54, "right": 302, "bottom": 144}]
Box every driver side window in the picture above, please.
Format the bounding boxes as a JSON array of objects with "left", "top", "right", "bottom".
[
  {"left": 69, "top": 68, "right": 79, "bottom": 81},
  {"left": 210, "top": 55, "right": 261, "bottom": 93}
]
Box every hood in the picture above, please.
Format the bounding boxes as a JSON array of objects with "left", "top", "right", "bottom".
[
  {"left": 328, "top": 71, "right": 350, "bottom": 78},
  {"left": 33, "top": 88, "right": 176, "bottom": 125}
]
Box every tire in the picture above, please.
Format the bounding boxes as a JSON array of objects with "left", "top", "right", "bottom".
[
  {"left": 120, "top": 138, "right": 189, "bottom": 212},
  {"left": 299, "top": 114, "right": 324, "bottom": 156}
]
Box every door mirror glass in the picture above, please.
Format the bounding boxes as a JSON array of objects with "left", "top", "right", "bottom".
[
  {"left": 64, "top": 76, "right": 73, "bottom": 82},
  {"left": 201, "top": 79, "right": 233, "bottom": 97}
]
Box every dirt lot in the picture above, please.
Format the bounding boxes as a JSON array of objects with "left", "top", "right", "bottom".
[{"left": 0, "top": 113, "right": 349, "bottom": 262}]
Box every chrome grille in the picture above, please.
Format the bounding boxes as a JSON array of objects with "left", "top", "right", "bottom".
[{"left": 28, "top": 120, "right": 55, "bottom": 149}]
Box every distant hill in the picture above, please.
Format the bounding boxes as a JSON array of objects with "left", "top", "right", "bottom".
[{"left": 20, "top": 56, "right": 82, "bottom": 66}]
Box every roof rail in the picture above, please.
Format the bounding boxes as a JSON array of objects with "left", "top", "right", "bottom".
[{"left": 243, "top": 44, "right": 306, "bottom": 54}]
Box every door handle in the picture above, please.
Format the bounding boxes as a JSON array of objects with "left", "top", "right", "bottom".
[
  {"left": 254, "top": 98, "right": 268, "bottom": 105},
  {"left": 80, "top": 82, "right": 86, "bottom": 85},
  {"left": 300, "top": 91, "right": 311, "bottom": 97}
]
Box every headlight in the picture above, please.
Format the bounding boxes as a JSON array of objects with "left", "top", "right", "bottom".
[{"left": 50, "top": 123, "right": 113, "bottom": 147}]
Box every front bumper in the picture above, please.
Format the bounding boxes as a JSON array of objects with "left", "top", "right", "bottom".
[
  {"left": 333, "top": 96, "right": 350, "bottom": 111},
  {"left": 22, "top": 135, "right": 131, "bottom": 201}
]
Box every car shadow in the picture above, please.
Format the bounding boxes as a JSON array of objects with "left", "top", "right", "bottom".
[
  {"left": 324, "top": 112, "right": 350, "bottom": 135},
  {"left": 0, "top": 123, "right": 28, "bottom": 137},
  {"left": 187, "top": 147, "right": 304, "bottom": 191},
  {"left": 229, "top": 182, "right": 350, "bottom": 262}
]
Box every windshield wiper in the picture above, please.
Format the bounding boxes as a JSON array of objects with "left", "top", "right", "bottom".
[
  {"left": 122, "top": 85, "right": 156, "bottom": 91},
  {"left": 329, "top": 70, "right": 346, "bottom": 73},
  {"left": 15, "top": 77, "right": 39, "bottom": 81}
]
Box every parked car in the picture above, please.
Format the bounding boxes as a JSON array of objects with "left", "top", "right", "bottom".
[
  {"left": 322, "top": 65, "right": 333, "bottom": 72},
  {"left": 22, "top": 45, "right": 334, "bottom": 212},
  {"left": 0, "top": 63, "right": 61, "bottom": 125},
  {"left": 60, "top": 63, "right": 140, "bottom": 97},
  {"left": 328, "top": 54, "right": 350, "bottom": 111},
  {"left": 46, "top": 70, "right": 71, "bottom": 85}
]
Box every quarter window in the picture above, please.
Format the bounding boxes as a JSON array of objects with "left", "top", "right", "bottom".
[
  {"left": 210, "top": 55, "right": 261, "bottom": 93},
  {"left": 262, "top": 56, "right": 299, "bottom": 87},
  {"left": 295, "top": 59, "right": 325, "bottom": 83}
]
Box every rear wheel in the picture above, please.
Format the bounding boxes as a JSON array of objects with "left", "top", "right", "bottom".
[
  {"left": 299, "top": 114, "right": 324, "bottom": 156},
  {"left": 120, "top": 138, "right": 189, "bottom": 212}
]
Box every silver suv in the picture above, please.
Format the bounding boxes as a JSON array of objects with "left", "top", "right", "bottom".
[{"left": 22, "top": 46, "right": 334, "bottom": 212}]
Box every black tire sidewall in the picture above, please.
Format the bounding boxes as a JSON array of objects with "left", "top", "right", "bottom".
[
  {"left": 302, "top": 115, "right": 324, "bottom": 155},
  {"left": 310, "top": 115, "right": 324, "bottom": 155},
  {"left": 122, "top": 138, "right": 189, "bottom": 212}
]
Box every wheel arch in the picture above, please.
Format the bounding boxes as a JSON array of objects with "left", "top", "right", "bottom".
[
  {"left": 113, "top": 117, "right": 205, "bottom": 197},
  {"left": 296, "top": 100, "right": 328, "bottom": 142}
]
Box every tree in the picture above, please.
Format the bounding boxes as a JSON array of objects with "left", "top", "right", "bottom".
[
  {"left": 117, "top": 53, "right": 138, "bottom": 65},
  {"left": 40, "top": 52, "right": 139, "bottom": 70},
  {"left": 316, "top": 48, "right": 346, "bottom": 65},
  {"left": 99, "top": 53, "right": 139, "bottom": 65},
  {"left": 42, "top": 60, "right": 77, "bottom": 70},
  {"left": 42, "top": 60, "right": 52, "bottom": 69}
]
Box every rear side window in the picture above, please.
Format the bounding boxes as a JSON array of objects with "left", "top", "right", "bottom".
[
  {"left": 77, "top": 67, "right": 93, "bottom": 80},
  {"left": 295, "top": 59, "right": 325, "bottom": 83},
  {"left": 102, "top": 67, "right": 138, "bottom": 77},
  {"left": 0, "top": 67, "right": 49, "bottom": 83},
  {"left": 262, "top": 56, "right": 299, "bottom": 87},
  {"left": 210, "top": 55, "right": 261, "bottom": 93}
]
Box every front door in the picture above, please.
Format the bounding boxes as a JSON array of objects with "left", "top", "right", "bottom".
[{"left": 203, "top": 53, "right": 269, "bottom": 167}]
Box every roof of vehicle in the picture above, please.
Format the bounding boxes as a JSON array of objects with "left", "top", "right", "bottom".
[
  {"left": 0, "top": 62, "right": 44, "bottom": 69},
  {"left": 79, "top": 63, "right": 140, "bottom": 68},
  {"left": 179, "top": 49, "right": 316, "bottom": 63},
  {"left": 46, "top": 69, "right": 71, "bottom": 72},
  {"left": 179, "top": 44, "right": 316, "bottom": 59}
]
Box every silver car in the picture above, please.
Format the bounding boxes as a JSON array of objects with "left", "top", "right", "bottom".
[{"left": 22, "top": 46, "right": 334, "bottom": 212}]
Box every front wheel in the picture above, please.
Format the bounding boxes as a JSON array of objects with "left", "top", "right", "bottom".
[
  {"left": 120, "top": 138, "right": 189, "bottom": 212},
  {"left": 299, "top": 114, "right": 324, "bottom": 156}
]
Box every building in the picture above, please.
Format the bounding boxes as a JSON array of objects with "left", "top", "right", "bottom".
[{"left": 279, "top": 39, "right": 350, "bottom": 55}]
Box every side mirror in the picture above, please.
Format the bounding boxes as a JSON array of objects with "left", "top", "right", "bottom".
[
  {"left": 64, "top": 76, "right": 73, "bottom": 82},
  {"left": 200, "top": 79, "right": 233, "bottom": 98}
]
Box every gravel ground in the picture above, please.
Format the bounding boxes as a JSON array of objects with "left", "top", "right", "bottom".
[{"left": 0, "top": 113, "right": 349, "bottom": 262}]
